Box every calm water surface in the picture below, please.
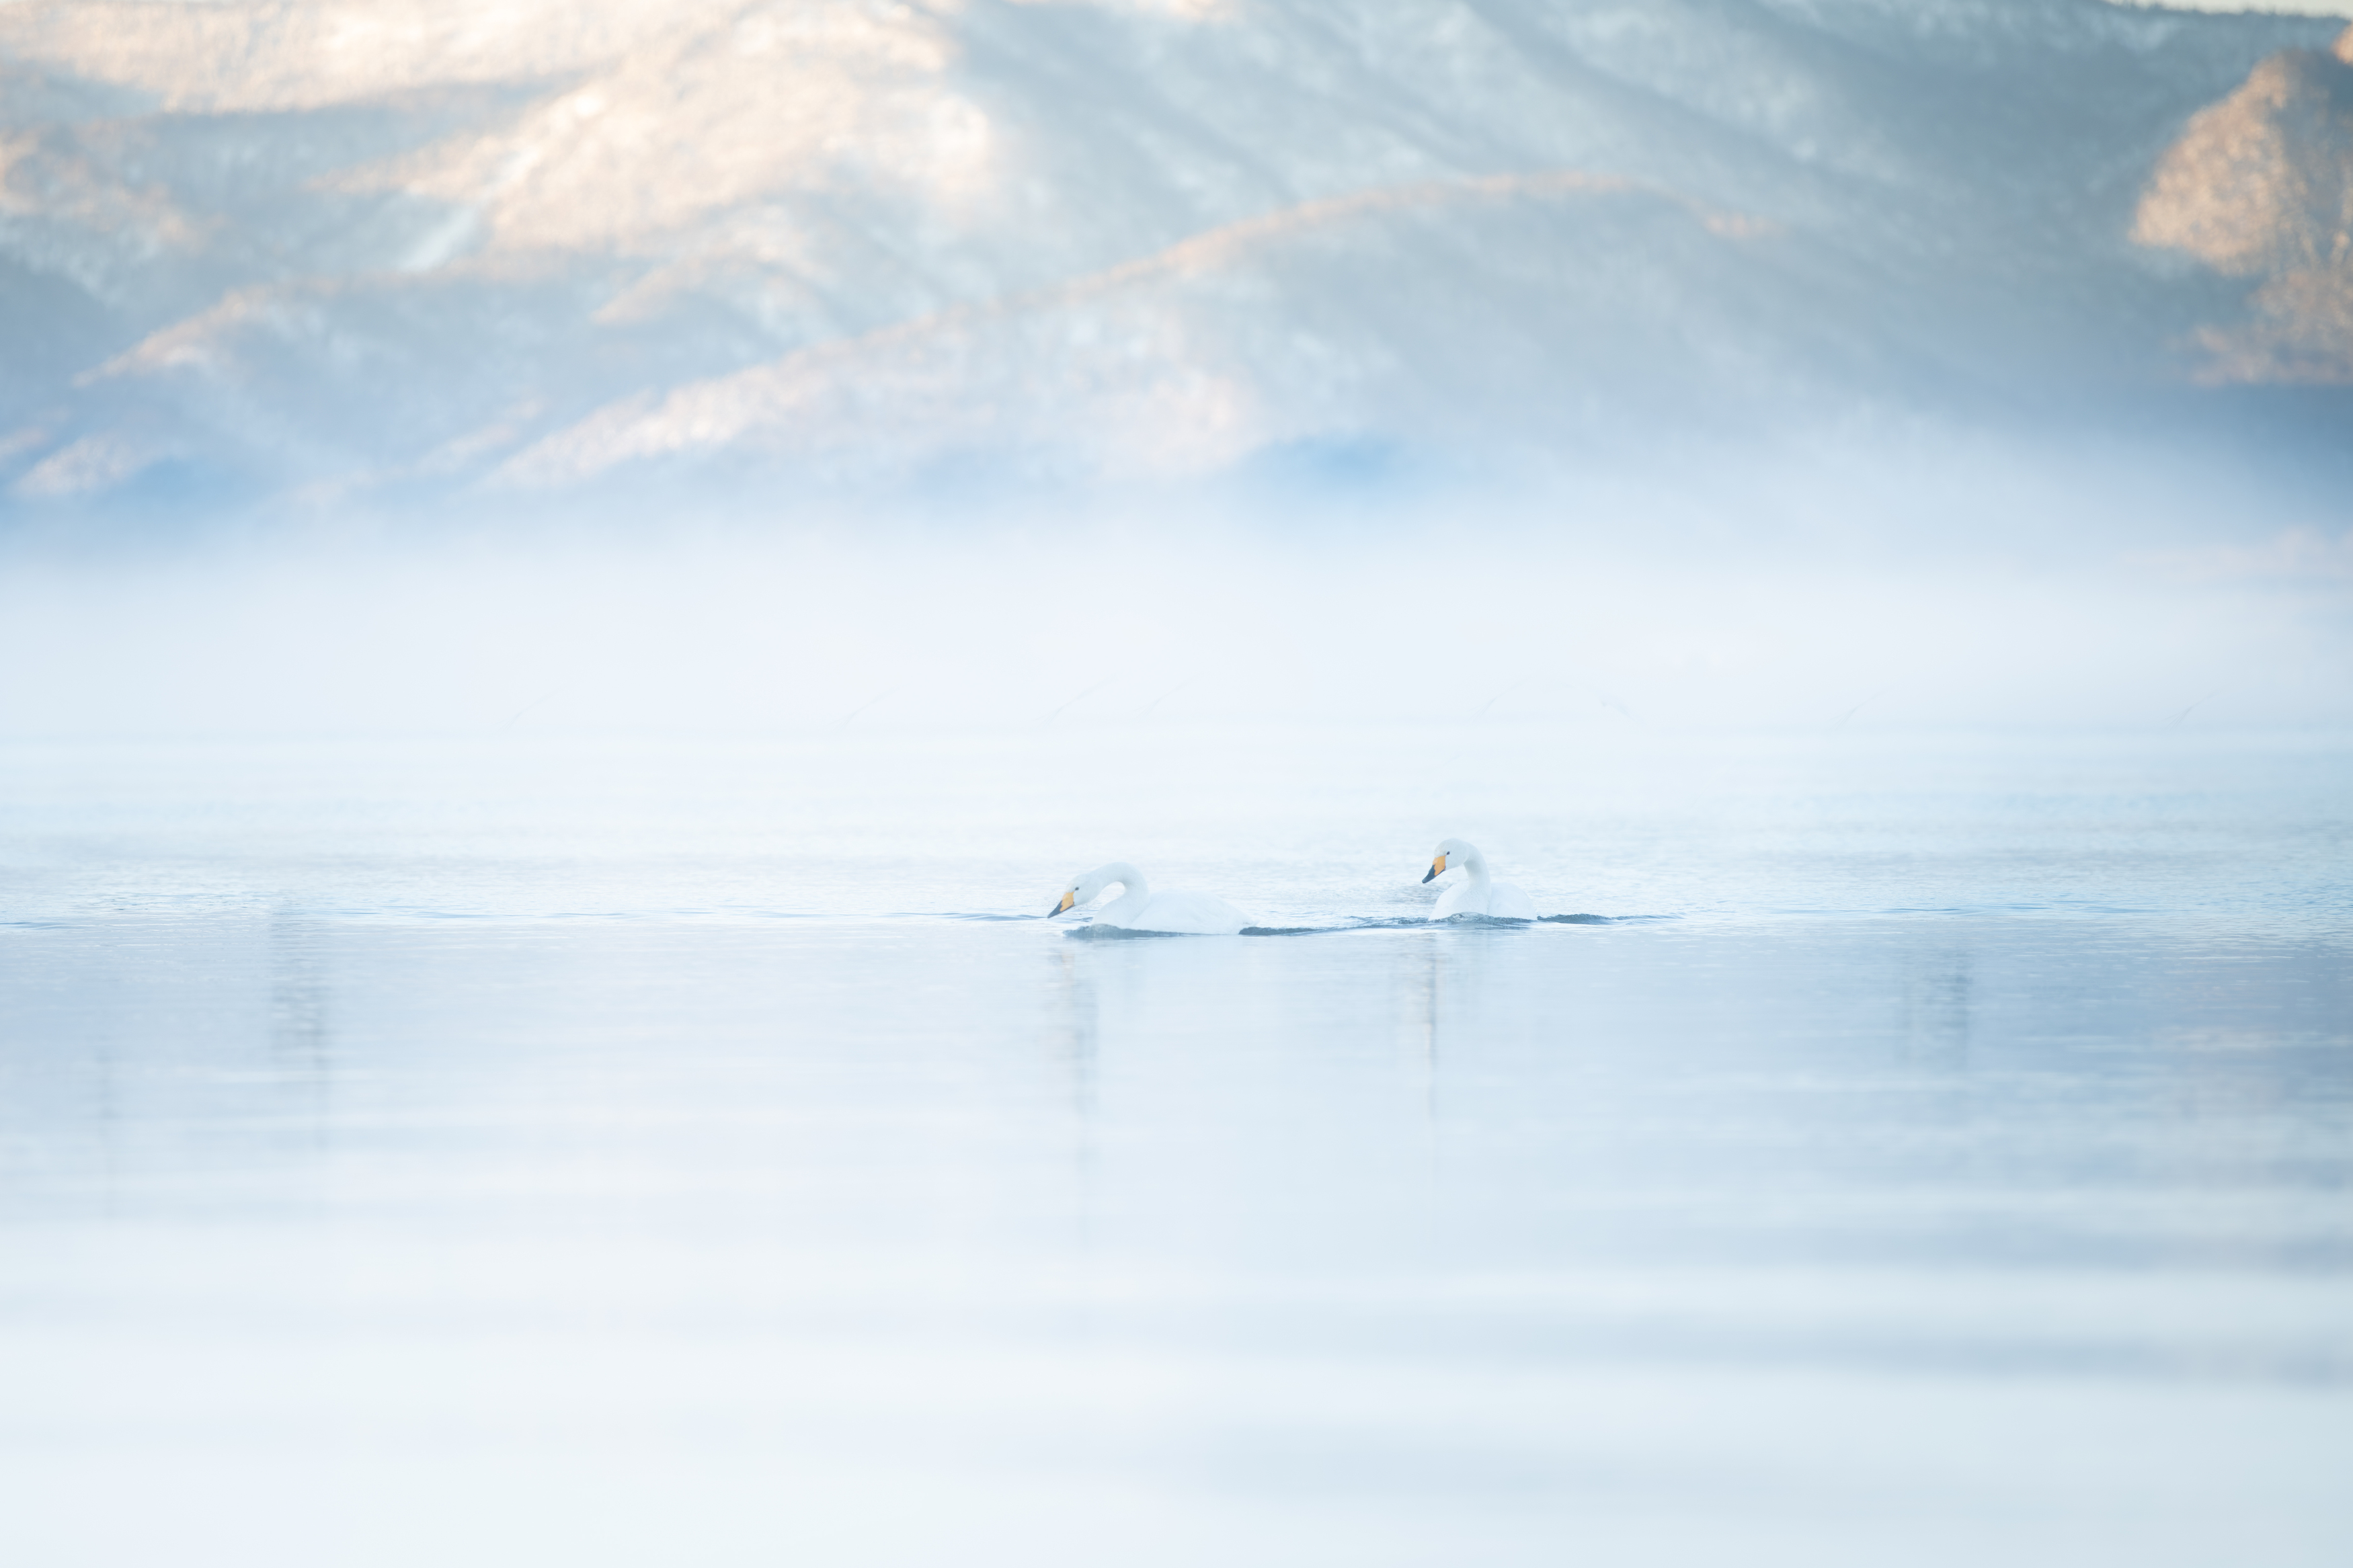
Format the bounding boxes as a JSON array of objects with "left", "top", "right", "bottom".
[{"left": 3, "top": 724, "right": 2348, "bottom": 1566}]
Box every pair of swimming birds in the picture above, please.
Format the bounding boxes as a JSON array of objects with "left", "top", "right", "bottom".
[{"left": 1047, "top": 838, "right": 1539, "bottom": 934}]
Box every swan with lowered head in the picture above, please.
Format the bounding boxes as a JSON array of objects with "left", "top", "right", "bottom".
[
  {"left": 1048, "top": 862, "right": 1251, "bottom": 934},
  {"left": 1421, "top": 839, "right": 1538, "bottom": 921}
]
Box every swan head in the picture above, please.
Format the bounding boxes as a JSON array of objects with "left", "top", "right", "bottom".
[
  {"left": 1423, "top": 838, "right": 1478, "bottom": 883},
  {"left": 1047, "top": 864, "right": 1129, "bottom": 917}
]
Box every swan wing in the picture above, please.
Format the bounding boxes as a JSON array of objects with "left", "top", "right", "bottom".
[{"left": 1127, "top": 889, "right": 1250, "bottom": 934}]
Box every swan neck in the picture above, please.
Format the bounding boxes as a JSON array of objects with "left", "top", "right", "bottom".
[{"left": 1096, "top": 862, "right": 1150, "bottom": 917}]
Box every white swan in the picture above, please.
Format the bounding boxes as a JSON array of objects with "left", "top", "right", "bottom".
[
  {"left": 1048, "top": 862, "right": 1252, "bottom": 934},
  {"left": 1422, "top": 838, "right": 1538, "bottom": 920}
]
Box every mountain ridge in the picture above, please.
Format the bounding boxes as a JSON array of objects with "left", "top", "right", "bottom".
[{"left": 1, "top": 0, "right": 2345, "bottom": 512}]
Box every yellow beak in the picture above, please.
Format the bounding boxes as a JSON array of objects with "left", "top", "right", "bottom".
[
  {"left": 1423, "top": 852, "right": 1447, "bottom": 883},
  {"left": 1053, "top": 890, "right": 1076, "bottom": 914}
]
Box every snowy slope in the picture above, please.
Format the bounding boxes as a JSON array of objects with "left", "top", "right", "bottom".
[
  {"left": 2134, "top": 28, "right": 2353, "bottom": 383},
  {"left": 0, "top": 0, "right": 2343, "bottom": 510}
]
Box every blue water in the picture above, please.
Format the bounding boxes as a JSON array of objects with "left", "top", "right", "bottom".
[{"left": 2, "top": 724, "right": 2348, "bottom": 1566}]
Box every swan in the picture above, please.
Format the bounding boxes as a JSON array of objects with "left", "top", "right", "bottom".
[
  {"left": 1422, "top": 839, "right": 1538, "bottom": 920},
  {"left": 1047, "top": 862, "right": 1251, "bottom": 934}
]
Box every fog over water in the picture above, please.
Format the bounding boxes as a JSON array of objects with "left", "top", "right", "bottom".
[
  {"left": 7, "top": 446, "right": 2350, "bottom": 739},
  {"left": 4, "top": 2, "right": 2353, "bottom": 1565}
]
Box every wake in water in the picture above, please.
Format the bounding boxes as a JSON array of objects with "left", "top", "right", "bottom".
[{"left": 1060, "top": 912, "right": 1630, "bottom": 938}]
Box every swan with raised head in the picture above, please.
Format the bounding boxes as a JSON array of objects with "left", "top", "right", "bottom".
[
  {"left": 1421, "top": 839, "right": 1539, "bottom": 920},
  {"left": 1047, "top": 862, "right": 1251, "bottom": 934}
]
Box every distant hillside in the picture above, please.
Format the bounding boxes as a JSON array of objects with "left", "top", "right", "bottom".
[
  {"left": 2134, "top": 27, "right": 2353, "bottom": 384},
  {"left": 1, "top": 0, "right": 2344, "bottom": 514}
]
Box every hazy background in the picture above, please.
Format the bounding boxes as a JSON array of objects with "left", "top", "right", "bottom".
[{"left": 3, "top": 0, "right": 2350, "bottom": 737}]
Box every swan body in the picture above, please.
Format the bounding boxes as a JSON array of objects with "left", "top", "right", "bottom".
[
  {"left": 1422, "top": 838, "right": 1538, "bottom": 921},
  {"left": 1049, "top": 862, "right": 1250, "bottom": 934}
]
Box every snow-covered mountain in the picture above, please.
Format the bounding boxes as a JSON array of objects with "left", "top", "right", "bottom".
[{"left": 1, "top": 0, "right": 2346, "bottom": 513}]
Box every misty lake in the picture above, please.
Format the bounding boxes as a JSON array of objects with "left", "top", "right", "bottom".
[{"left": 3, "top": 722, "right": 2348, "bottom": 1567}]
